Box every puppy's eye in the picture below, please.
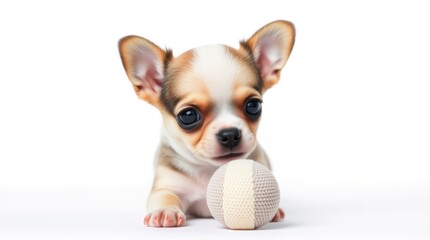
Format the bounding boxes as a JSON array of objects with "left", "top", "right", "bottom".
[
  {"left": 245, "top": 99, "right": 262, "bottom": 120},
  {"left": 176, "top": 107, "right": 202, "bottom": 131}
]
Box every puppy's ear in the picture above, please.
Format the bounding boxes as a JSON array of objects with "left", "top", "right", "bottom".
[
  {"left": 119, "top": 36, "right": 172, "bottom": 105},
  {"left": 241, "top": 20, "right": 295, "bottom": 92}
]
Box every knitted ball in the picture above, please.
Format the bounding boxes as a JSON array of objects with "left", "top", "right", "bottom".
[{"left": 206, "top": 159, "right": 280, "bottom": 230}]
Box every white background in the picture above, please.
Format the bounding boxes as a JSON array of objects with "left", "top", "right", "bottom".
[{"left": 1, "top": 0, "right": 429, "bottom": 239}]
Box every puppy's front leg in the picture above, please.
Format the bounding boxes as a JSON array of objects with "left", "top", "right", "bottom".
[{"left": 144, "top": 189, "right": 187, "bottom": 227}]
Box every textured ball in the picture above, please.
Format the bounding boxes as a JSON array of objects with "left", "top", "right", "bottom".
[{"left": 206, "top": 159, "right": 280, "bottom": 230}]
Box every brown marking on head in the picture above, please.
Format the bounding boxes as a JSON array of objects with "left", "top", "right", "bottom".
[
  {"left": 161, "top": 50, "right": 196, "bottom": 115},
  {"left": 173, "top": 89, "right": 214, "bottom": 148},
  {"left": 161, "top": 57, "right": 216, "bottom": 149},
  {"left": 232, "top": 82, "right": 262, "bottom": 134},
  {"left": 225, "top": 46, "right": 263, "bottom": 93},
  {"left": 225, "top": 46, "right": 263, "bottom": 135}
]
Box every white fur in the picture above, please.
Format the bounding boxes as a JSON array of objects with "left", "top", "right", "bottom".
[
  {"left": 190, "top": 45, "right": 256, "bottom": 160},
  {"left": 192, "top": 45, "right": 239, "bottom": 106}
]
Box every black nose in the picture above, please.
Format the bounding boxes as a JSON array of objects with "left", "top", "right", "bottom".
[{"left": 216, "top": 128, "right": 241, "bottom": 148}]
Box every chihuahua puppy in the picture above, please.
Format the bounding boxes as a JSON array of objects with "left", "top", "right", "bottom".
[{"left": 118, "top": 20, "right": 295, "bottom": 227}]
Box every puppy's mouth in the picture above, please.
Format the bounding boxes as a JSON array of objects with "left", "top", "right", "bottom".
[{"left": 213, "top": 152, "right": 245, "bottom": 161}]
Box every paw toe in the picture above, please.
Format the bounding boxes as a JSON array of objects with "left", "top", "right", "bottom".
[{"left": 144, "top": 209, "right": 186, "bottom": 227}]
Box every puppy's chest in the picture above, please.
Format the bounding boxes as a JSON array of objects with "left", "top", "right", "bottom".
[
  {"left": 182, "top": 168, "right": 216, "bottom": 217},
  {"left": 186, "top": 169, "right": 214, "bottom": 201}
]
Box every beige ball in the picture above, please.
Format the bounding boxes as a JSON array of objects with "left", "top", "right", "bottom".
[{"left": 206, "top": 159, "right": 280, "bottom": 230}]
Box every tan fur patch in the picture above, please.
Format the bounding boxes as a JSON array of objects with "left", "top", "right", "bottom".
[
  {"left": 227, "top": 46, "right": 263, "bottom": 136},
  {"left": 173, "top": 90, "right": 212, "bottom": 146},
  {"left": 157, "top": 192, "right": 182, "bottom": 208},
  {"left": 225, "top": 46, "right": 262, "bottom": 92},
  {"left": 161, "top": 50, "right": 199, "bottom": 114},
  {"left": 232, "top": 84, "right": 262, "bottom": 134}
]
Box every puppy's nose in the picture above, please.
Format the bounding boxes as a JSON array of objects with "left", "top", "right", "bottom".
[{"left": 216, "top": 128, "right": 241, "bottom": 148}]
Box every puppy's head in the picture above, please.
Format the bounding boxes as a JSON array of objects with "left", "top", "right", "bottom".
[{"left": 119, "top": 20, "right": 295, "bottom": 166}]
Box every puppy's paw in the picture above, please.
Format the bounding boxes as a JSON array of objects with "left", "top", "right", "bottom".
[
  {"left": 271, "top": 208, "right": 285, "bottom": 222},
  {"left": 144, "top": 208, "right": 186, "bottom": 227}
]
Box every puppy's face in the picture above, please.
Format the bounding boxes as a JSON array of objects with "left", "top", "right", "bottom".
[
  {"left": 119, "top": 21, "right": 295, "bottom": 166},
  {"left": 160, "top": 45, "right": 262, "bottom": 165}
]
